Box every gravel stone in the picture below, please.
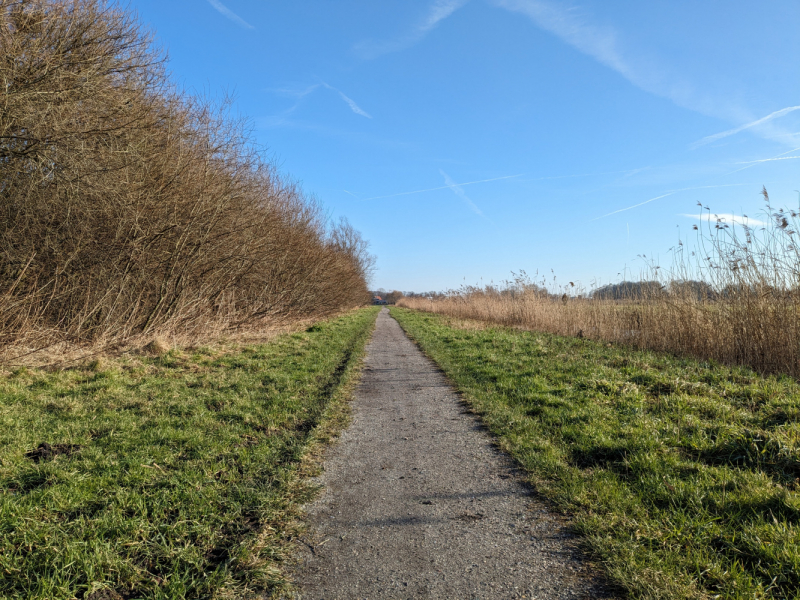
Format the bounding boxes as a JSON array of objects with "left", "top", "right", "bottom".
[{"left": 289, "top": 308, "right": 612, "bottom": 599}]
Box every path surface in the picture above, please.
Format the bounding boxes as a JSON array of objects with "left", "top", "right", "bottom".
[{"left": 290, "top": 309, "right": 608, "bottom": 599}]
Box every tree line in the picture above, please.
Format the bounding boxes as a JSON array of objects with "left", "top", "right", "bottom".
[{"left": 0, "top": 0, "right": 374, "bottom": 355}]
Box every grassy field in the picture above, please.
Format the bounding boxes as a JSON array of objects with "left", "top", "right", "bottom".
[
  {"left": 391, "top": 307, "right": 800, "bottom": 600},
  {"left": 0, "top": 307, "right": 379, "bottom": 600},
  {"left": 397, "top": 285, "right": 800, "bottom": 379}
]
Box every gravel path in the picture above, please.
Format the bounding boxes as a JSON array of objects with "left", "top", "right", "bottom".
[{"left": 290, "top": 308, "right": 610, "bottom": 599}]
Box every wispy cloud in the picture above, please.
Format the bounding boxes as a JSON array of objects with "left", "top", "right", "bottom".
[
  {"left": 592, "top": 184, "right": 748, "bottom": 221},
  {"left": 268, "top": 84, "right": 320, "bottom": 99},
  {"left": 682, "top": 213, "right": 767, "bottom": 227},
  {"left": 207, "top": 0, "right": 254, "bottom": 29},
  {"left": 736, "top": 155, "right": 800, "bottom": 165},
  {"left": 490, "top": 0, "right": 795, "bottom": 143},
  {"left": 521, "top": 166, "right": 651, "bottom": 183},
  {"left": 724, "top": 146, "right": 800, "bottom": 176},
  {"left": 322, "top": 83, "right": 372, "bottom": 118},
  {"left": 693, "top": 106, "right": 800, "bottom": 148},
  {"left": 264, "top": 82, "right": 372, "bottom": 123},
  {"left": 360, "top": 174, "right": 521, "bottom": 201},
  {"left": 492, "top": 0, "right": 629, "bottom": 76},
  {"left": 440, "top": 169, "right": 484, "bottom": 216},
  {"left": 354, "top": 0, "right": 468, "bottom": 58},
  {"left": 593, "top": 191, "right": 678, "bottom": 221},
  {"left": 419, "top": 0, "right": 469, "bottom": 35}
]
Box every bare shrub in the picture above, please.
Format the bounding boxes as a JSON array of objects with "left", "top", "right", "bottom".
[
  {"left": 399, "top": 189, "right": 800, "bottom": 377},
  {"left": 0, "top": 0, "right": 373, "bottom": 361}
]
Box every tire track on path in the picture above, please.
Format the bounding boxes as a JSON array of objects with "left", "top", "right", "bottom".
[{"left": 290, "top": 308, "right": 611, "bottom": 599}]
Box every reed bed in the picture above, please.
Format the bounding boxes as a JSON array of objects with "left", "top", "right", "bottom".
[{"left": 399, "top": 190, "right": 800, "bottom": 378}]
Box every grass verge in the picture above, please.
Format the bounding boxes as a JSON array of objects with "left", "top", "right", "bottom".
[
  {"left": 0, "top": 306, "right": 380, "bottom": 600},
  {"left": 391, "top": 307, "right": 800, "bottom": 600}
]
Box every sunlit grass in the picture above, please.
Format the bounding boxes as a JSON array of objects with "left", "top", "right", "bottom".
[
  {"left": 392, "top": 307, "right": 800, "bottom": 600},
  {"left": 0, "top": 307, "right": 379, "bottom": 599}
]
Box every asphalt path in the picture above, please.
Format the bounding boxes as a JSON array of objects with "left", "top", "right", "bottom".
[{"left": 290, "top": 308, "right": 610, "bottom": 599}]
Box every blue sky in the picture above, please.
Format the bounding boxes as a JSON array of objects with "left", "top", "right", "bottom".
[{"left": 131, "top": 0, "right": 800, "bottom": 292}]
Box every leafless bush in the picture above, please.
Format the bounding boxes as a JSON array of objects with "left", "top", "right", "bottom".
[
  {"left": 399, "top": 189, "right": 800, "bottom": 377},
  {"left": 0, "top": 0, "right": 373, "bottom": 361}
]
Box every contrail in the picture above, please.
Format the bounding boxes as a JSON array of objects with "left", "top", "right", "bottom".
[
  {"left": 725, "top": 146, "right": 800, "bottom": 175},
  {"left": 736, "top": 155, "right": 800, "bottom": 165},
  {"left": 693, "top": 105, "right": 800, "bottom": 147},
  {"left": 207, "top": 0, "right": 255, "bottom": 29},
  {"left": 440, "top": 169, "right": 483, "bottom": 216},
  {"left": 592, "top": 183, "right": 748, "bottom": 221},
  {"left": 592, "top": 192, "right": 678, "bottom": 220},
  {"left": 523, "top": 167, "right": 649, "bottom": 182},
  {"left": 321, "top": 83, "right": 372, "bottom": 118},
  {"left": 335, "top": 90, "right": 372, "bottom": 119},
  {"left": 360, "top": 174, "right": 522, "bottom": 201}
]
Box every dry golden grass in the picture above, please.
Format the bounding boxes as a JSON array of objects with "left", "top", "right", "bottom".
[
  {"left": 0, "top": 309, "right": 333, "bottom": 370},
  {"left": 399, "top": 291, "right": 800, "bottom": 376},
  {"left": 399, "top": 189, "right": 800, "bottom": 378}
]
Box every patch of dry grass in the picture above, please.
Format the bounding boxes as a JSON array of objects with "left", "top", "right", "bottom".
[{"left": 399, "top": 189, "right": 800, "bottom": 378}]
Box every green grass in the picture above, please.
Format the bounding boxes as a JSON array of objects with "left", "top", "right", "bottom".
[
  {"left": 0, "top": 307, "right": 379, "bottom": 600},
  {"left": 391, "top": 307, "right": 800, "bottom": 600}
]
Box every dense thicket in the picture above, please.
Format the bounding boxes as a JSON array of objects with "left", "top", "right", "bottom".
[{"left": 0, "top": 0, "right": 373, "bottom": 353}]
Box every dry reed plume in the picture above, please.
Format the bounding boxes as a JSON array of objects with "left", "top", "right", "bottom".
[
  {"left": 0, "top": 0, "right": 374, "bottom": 362},
  {"left": 399, "top": 189, "right": 800, "bottom": 378}
]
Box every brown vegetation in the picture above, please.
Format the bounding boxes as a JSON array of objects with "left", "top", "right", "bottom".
[
  {"left": 0, "top": 0, "right": 374, "bottom": 362},
  {"left": 374, "top": 290, "right": 404, "bottom": 304},
  {"left": 399, "top": 189, "right": 800, "bottom": 378}
]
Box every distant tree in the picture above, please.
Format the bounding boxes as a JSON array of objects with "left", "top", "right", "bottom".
[
  {"left": 592, "top": 281, "right": 664, "bottom": 300},
  {"left": 385, "top": 290, "right": 404, "bottom": 304},
  {"left": 669, "top": 280, "right": 717, "bottom": 301},
  {"left": 0, "top": 0, "right": 375, "bottom": 346}
]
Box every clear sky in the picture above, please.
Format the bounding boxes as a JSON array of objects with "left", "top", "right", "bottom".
[{"left": 130, "top": 0, "right": 800, "bottom": 292}]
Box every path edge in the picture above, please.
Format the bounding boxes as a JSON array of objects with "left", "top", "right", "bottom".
[
  {"left": 388, "top": 306, "right": 621, "bottom": 599},
  {"left": 269, "top": 307, "right": 382, "bottom": 599}
]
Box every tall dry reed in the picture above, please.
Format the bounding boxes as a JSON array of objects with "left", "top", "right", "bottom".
[
  {"left": 399, "top": 189, "right": 800, "bottom": 378},
  {"left": 0, "top": 0, "right": 374, "bottom": 361}
]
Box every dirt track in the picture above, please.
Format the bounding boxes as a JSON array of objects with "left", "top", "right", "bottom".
[{"left": 290, "top": 308, "right": 609, "bottom": 599}]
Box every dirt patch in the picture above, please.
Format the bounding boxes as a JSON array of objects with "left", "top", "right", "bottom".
[{"left": 25, "top": 442, "right": 81, "bottom": 463}]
